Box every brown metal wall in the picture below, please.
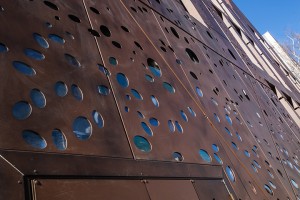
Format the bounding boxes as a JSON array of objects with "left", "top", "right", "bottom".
[{"left": 0, "top": 0, "right": 299, "bottom": 199}]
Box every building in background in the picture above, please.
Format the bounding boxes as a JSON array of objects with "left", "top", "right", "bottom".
[{"left": 0, "top": 0, "right": 299, "bottom": 199}]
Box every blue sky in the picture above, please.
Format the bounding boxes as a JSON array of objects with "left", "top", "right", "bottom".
[{"left": 233, "top": 0, "right": 300, "bottom": 43}]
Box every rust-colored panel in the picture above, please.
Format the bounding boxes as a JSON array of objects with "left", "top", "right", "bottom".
[
  {"left": 0, "top": 156, "right": 24, "bottom": 200},
  {"left": 34, "top": 179, "right": 150, "bottom": 200},
  {"left": 193, "top": 180, "right": 230, "bottom": 200},
  {"left": 0, "top": 0, "right": 132, "bottom": 157},
  {"left": 145, "top": 180, "right": 199, "bottom": 200}
]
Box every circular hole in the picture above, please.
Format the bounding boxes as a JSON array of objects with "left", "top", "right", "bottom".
[
  {"left": 175, "top": 121, "right": 183, "bottom": 133},
  {"left": 43, "top": 1, "right": 58, "bottom": 10},
  {"left": 0, "top": 42, "right": 8, "bottom": 53},
  {"left": 199, "top": 149, "right": 211, "bottom": 163},
  {"left": 225, "top": 127, "right": 232, "bottom": 136},
  {"left": 186, "top": 48, "right": 199, "bottom": 63},
  {"left": 90, "top": 7, "right": 100, "bottom": 14},
  {"left": 12, "top": 101, "right": 32, "bottom": 120},
  {"left": 173, "top": 152, "right": 184, "bottom": 161},
  {"left": 55, "top": 81, "right": 68, "bottom": 97},
  {"left": 190, "top": 71, "right": 198, "bottom": 80},
  {"left": 267, "top": 170, "right": 274, "bottom": 179},
  {"left": 211, "top": 98, "right": 218, "bottom": 106},
  {"left": 176, "top": 59, "right": 182, "bottom": 64},
  {"left": 231, "top": 142, "right": 238, "bottom": 150},
  {"left": 121, "top": 26, "right": 129, "bottom": 32},
  {"left": 24, "top": 49, "right": 45, "bottom": 60},
  {"left": 92, "top": 110, "right": 104, "bottom": 128},
  {"left": 269, "top": 181, "right": 276, "bottom": 189},
  {"left": 65, "top": 31, "right": 75, "bottom": 40},
  {"left": 45, "top": 22, "right": 53, "bottom": 28},
  {"left": 112, "top": 41, "right": 122, "bottom": 48},
  {"left": 264, "top": 184, "right": 274, "bottom": 196},
  {"left": 151, "top": 95, "right": 159, "bottom": 107},
  {"left": 214, "top": 113, "right": 220, "bottom": 123},
  {"left": 228, "top": 49, "right": 236, "bottom": 60},
  {"left": 196, "top": 87, "right": 203, "bottom": 97},
  {"left": 243, "top": 150, "right": 250, "bottom": 157},
  {"left": 249, "top": 181, "right": 257, "bottom": 194},
  {"left": 149, "top": 118, "right": 159, "bottom": 127},
  {"left": 88, "top": 29, "right": 100, "bottom": 37},
  {"left": 98, "top": 85, "right": 110, "bottom": 96},
  {"left": 100, "top": 25, "right": 111, "bottom": 37},
  {"left": 64, "top": 54, "right": 81, "bottom": 68},
  {"left": 145, "top": 74, "right": 154, "bottom": 82},
  {"left": 236, "top": 132, "right": 242, "bottom": 141},
  {"left": 68, "top": 14, "right": 81, "bottom": 23},
  {"left": 226, "top": 166, "right": 235, "bottom": 182},
  {"left": 133, "top": 135, "right": 151, "bottom": 152},
  {"left": 71, "top": 84, "right": 83, "bottom": 101},
  {"left": 116, "top": 73, "right": 129, "bottom": 88},
  {"left": 207, "top": 31, "right": 213, "bottom": 39},
  {"left": 134, "top": 41, "right": 143, "bottom": 50},
  {"left": 131, "top": 89, "right": 143, "bottom": 100},
  {"left": 251, "top": 163, "right": 258, "bottom": 173},
  {"left": 291, "top": 179, "right": 299, "bottom": 189},
  {"left": 12, "top": 61, "right": 36, "bottom": 76},
  {"left": 180, "top": 110, "right": 188, "bottom": 122},
  {"left": 109, "top": 57, "right": 118, "bottom": 65},
  {"left": 170, "top": 27, "right": 179, "bottom": 38},
  {"left": 98, "top": 64, "right": 110, "bottom": 76},
  {"left": 124, "top": 106, "right": 129, "bottom": 112},
  {"left": 163, "top": 82, "right": 175, "bottom": 93},
  {"left": 72, "top": 116, "right": 92, "bottom": 140},
  {"left": 147, "top": 58, "right": 162, "bottom": 77},
  {"left": 48, "top": 34, "right": 65, "bottom": 44},
  {"left": 52, "top": 129, "right": 67, "bottom": 150},
  {"left": 168, "top": 120, "right": 175, "bottom": 133},
  {"left": 131, "top": 7, "right": 137, "bottom": 12},
  {"left": 141, "top": 122, "right": 153, "bottom": 136},
  {"left": 212, "top": 144, "right": 219, "bottom": 152},
  {"left": 253, "top": 160, "right": 261, "bottom": 168},
  {"left": 187, "top": 107, "right": 196, "bottom": 117},
  {"left": 137, "top": 111, "right": 145, "bottom": 119},
  {"left": 33, "top": 33, "right": 49, "bottom": 48},
  {"left": 22, "top": 130, "right": 47, "bottom": 149},
  {"left": 225, "top": 114, "right": 232, "bottom": 125},
  {"left": 214, "top": 153, "right": 223, "bottom": 164},
  {"left": 30, "top": 89, "right": 46, "bottom": 108}
]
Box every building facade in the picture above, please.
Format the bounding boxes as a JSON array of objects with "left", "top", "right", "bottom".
[{"left": 0, "top": 0, "right": 299, "bottom": 199}]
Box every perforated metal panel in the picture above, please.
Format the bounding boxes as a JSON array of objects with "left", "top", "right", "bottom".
[{"left": 0, "top": 0, "right": 299, "bottom": 199}]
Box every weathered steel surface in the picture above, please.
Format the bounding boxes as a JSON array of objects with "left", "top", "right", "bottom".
[{"left": 0, "top": 0, "right": 299, "bottom": 199}]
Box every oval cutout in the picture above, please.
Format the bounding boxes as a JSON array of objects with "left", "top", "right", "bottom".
[
  {"left": 133, "top": 135, "right": 151, "bottom": 152},
  {"left": 24, "top": 48, "right": 45, "bottom": 60},
  {"left": 33, "top": 33, "right": 49, "bottom": 48},
  {"left": 65, "top": 54, "right": 81, "bottom": 67},
  {"left": 98, "top": 85, "right": 110, "bottom": 96},
  {"left": 199, "top": 149, "right": 211, "bottom": 163},
  {"left": 147, "top": 58, "right": 162, "bottom": 77},
  {"left": 71, "top": 84, "right": 83, "bottom": 101},
  {"left": 186, "top": 48, "right": 199, "bottom": 63},
  {"left": 72, "top": 117, "right": 92, "bottom": 140},
  {"left": 30, "top": 89, "right": 46, "bottom": 108},
  {"left": 12, "top": 101, "right": 32, "bottom": 120},
  {"left": 22, "top": 130, "right": 47, "bottom": 149},
  {"left": 48, "top": 34, "right": 65, "bottom": 44},
  {"left": 163, "top": 82, "right": 175, "bottom": 93},
  {"left": 52, "top": 129, "right": 67, "bottom": 150},
  {"left": 55, "top": 81, "right": 68, "bottom": 97},
  {"left": 13, "top": 61, "right": 36, "bottom": 76},
  {"left": 116, "top": 73, "right": 129, "bottom": 88},
  {"left": 92, "top": 110, "right": 104, "bottom": 128}
]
